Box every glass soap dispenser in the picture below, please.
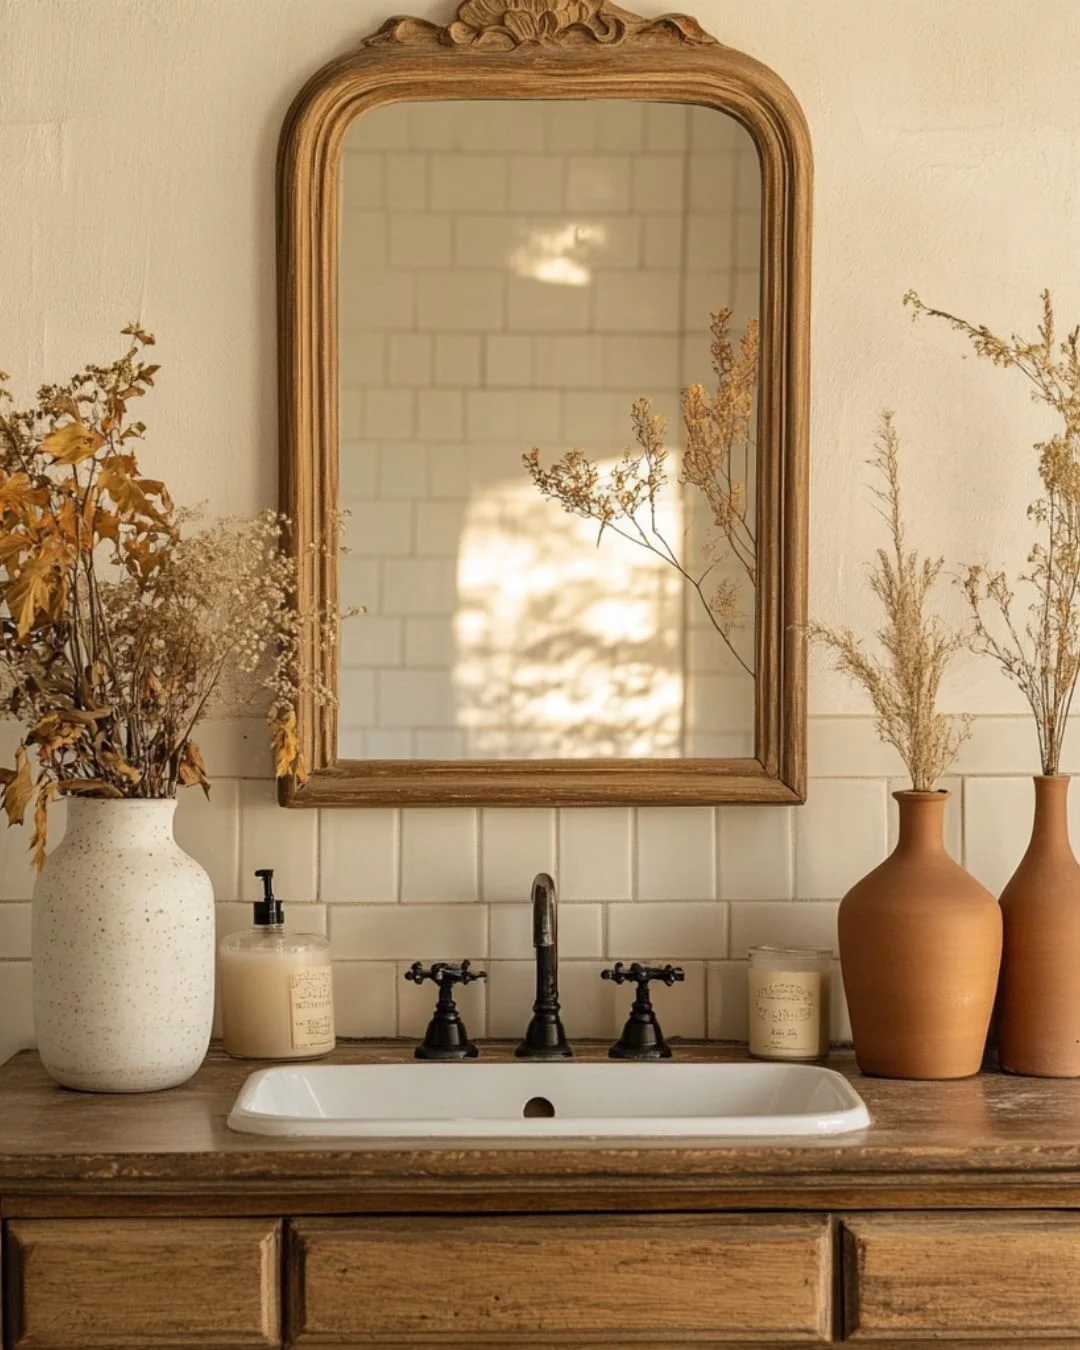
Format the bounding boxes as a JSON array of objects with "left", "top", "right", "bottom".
[{"left": 219, "top": 868, "right": 335, "bottom": 1060}]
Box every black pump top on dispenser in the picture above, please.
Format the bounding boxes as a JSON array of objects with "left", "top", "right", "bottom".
[{"left": 253, "top": 868, "right": 285, "bottom": 926}]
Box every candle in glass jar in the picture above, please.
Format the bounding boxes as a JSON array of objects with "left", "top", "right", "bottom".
[{"left": 747, "top": 945, "right": 831, "bottom": 1061}]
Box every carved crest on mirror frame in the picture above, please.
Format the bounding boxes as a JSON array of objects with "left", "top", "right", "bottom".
[{"left": 365, "top": 0, "right": 718, "bottom": 51}]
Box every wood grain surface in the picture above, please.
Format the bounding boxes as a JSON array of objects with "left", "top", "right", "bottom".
[
  {"left": 843, "top": 1212, "right": 1080, "bottom": 1341},
  {"left": 4, "top": 1217, "right": 280, "bottom": 1348},
  {"left": 288, "top": 1213, "right": 832, "bottom": 1345}
]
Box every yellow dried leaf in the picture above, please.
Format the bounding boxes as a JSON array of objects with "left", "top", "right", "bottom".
[
  {"left": 271, "top": 706, "right": 303, "bottom": 781},
  {"left": 42, "top": 422, "right": 106, "bottom": 466},
  {"left": 30, "top": 782, "right": 57, "bottom": 872},
  {"left": 2, "top": 746, "right": 33, "bottom": 826},
  {"left": 6, "top": 560, "right": 54, "bottom": 639},
  {"left": 178, "top": 740, "right": 210, "bottom": 798}
]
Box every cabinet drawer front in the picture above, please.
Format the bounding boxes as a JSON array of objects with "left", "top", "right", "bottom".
[
  {"left": 288, "top": 1213, "right": 832, "bottom": 1345},
  {"left": 5, "top": 1218, "right": 281, "bottom": 1348},
  {"left": 843, "top": 1213, "right": 1080, "bottom": 1340}
]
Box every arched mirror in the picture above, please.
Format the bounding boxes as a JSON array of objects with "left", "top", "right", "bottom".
[{"left": 278, "top": 0, "right": 810, "bottom": 806}]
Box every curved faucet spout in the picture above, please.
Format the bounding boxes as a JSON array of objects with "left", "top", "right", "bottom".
[{"left": 515, "top": 871, "right": 572, "bottom": 1059}]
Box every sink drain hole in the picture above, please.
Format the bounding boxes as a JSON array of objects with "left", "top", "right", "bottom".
[{"left": 523, "top": 1096, "right": 556, "bottom": 1119}]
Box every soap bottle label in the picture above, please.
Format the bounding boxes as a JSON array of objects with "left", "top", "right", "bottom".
[
  {"left": 289, "top": 967, "right": 335, "bottom": 1051},
  {"left": 748, "top": 968, "right": 828, "bottom": 1060}
]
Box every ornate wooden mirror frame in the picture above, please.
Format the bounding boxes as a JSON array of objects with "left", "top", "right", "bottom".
[{"left": 278, "top": 0, "right": 811, "bottom": 807}]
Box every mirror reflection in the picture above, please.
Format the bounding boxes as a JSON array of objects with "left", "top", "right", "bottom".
[{"left": 338, "top": 99, "right": 761, "bottom": 760}]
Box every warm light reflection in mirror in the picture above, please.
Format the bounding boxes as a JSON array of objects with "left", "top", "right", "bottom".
[{"left": 453, "top": 458, "right": 684, "bottom": 757}]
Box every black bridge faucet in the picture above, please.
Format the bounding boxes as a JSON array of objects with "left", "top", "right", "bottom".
[{"left": 515, "top": 872, "right": 572, "bottom": 1059}]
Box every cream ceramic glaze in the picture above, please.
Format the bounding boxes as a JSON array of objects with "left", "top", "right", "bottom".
[
  {"left": 227, "top": 1061, "right": 870, "bottom": 1139},
  {"left": 32, "top": 798, "right": 215, "bottom": 1093}
]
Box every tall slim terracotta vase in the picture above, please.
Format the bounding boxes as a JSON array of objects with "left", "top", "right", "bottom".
[
  {"left": 839, "top": 790, "right": 1002, "bottom": 1079},
  {"left": 998, "top": 776, "right": 1080, "bottom": 1077}
]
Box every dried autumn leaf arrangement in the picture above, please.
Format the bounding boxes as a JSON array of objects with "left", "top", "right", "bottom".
[
  {"left": 905, "top": 289, "right": 1080, "bottom": 777},
  {"left": 812, "top": 412, "right": 971, "bottom": 792},
  {"left": 525, "top": 309, "right": 758, "bottom": 676},
  {"left": 0, "top": 328, "right": 341, "bottom": 866}
]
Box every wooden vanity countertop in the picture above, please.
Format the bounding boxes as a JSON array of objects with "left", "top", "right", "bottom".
[{"left": 0, "top": 1042, "right": 1078, "bottom": 1206}]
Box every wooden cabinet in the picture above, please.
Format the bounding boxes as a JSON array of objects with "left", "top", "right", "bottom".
[
  {"left": 287, "top": 1213, "right": 834, "bottom": 1346},
  {"left": 8, "top": 1209, "right": 1080, "bottom": 1347},
  {"left": 842, "top": 1213, "right": 1080, "bottom": 1342},
  {"left": 4, "top": 1218, "right": 282, "bottom": 1349}
]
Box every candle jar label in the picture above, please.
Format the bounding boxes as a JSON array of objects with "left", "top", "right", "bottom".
[
  {"left": 290, "top": 967, "right": 335, "bottom": 1051},
  {"left": 748, "top": 968, "right": 828, "bottom": 1060}
]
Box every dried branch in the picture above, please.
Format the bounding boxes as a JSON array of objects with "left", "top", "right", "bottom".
[
  {"left": 525, "top": 309, "right": 758, "bottom": 676},
  {"left": 906, "top": 289, "right": 1080, "bottom": 775}
]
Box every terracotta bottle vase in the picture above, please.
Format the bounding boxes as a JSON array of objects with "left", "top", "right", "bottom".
[
  {"left": 998, "top": 776, "right": 1080, "bottom": 1077},
  {"left": 838, "top": 790, "right": 1002, "bottom": 1079}
]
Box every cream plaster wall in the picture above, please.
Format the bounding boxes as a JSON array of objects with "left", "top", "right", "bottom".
[{"left": 2, "top": 0, "right": 1080, "bottom": 1054}]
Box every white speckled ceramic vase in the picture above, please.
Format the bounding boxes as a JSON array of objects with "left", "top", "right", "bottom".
[{"left": 32, "top": 797, "right": 215, "bottom": 1093}]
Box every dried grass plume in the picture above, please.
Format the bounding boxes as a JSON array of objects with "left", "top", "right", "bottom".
[
  {"left": 906, "top": 289, "right": 1080, "bottom": 776},
  {"left": 812, "top": 413, "right": 971, "bottom": 791}
]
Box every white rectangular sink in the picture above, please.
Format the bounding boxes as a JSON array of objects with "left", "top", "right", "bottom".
[{"left": 227, "top": 1061, "right": 870, "bottom": 1140}]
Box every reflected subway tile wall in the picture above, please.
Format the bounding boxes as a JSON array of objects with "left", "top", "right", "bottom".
[{"left": 0, "top": 713, "right": 1068, "bottom": 1049}]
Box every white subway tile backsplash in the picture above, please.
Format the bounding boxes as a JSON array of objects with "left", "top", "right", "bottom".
[
  {"left": 385, "top": 155, "right": 428, "bottom": 210},
  {"left": 632, "top": 155, "right": 685, "bottom": 212},
  {"left": 417, "top": 389, "right": 465, "bottom": 441},
  {"left": 794, "top": 779, "right": 888, "bottom": 901},
  {"left": 559, "top": 808, "right": 633, "bottom": 900},
  {"left": 435, "top": 334, "right": 481, "bottom": 387},
  {"left": 481, "top": 808, "right": 556, "bottom": 903},
  {"left": 534, "top": 335, "right": 607, "bottom": 389},
  {"left": 565, "top": 155, "right": 630, "bottom": 211},
  {"left": 431, "top": 155, "right": 508, "bottom": 212},
  {"left": 386, "top": 335, "right": 433, "bottom": 388},
  {"left": 330, "top": 903, "right": 487, "bottom": 961},
  {"left": 404, "top": 616, "right": 455, "bottom": 667},
  {"left": 0, "top": 961, "right": 35, "bottom": 1059},
  {"left": 594, "top": 271, "right": 681, "bottom": 332},
  {"left": 333, "top": 961, "right": 399, "bottom": 1038},
  {"left": 508, "top": 156, "right": 564, "bottom": 212},
  {"left": 608, "top": 902, "right": 728, "bottom": 960},
  {"left": 729, "top": 900, "right": 839, "bottom": 959},
  {"left": 466, "top": 389, "right": 561, "bottom": 441},
  {"left": 963, "top": 775, "right": 1032, "bottom": 894},
  {"left": 417, "top": 271, "right": 504, "bottom": 332},
  {"left": 364, "top": 389, "right": 416, "bottom": 441},
  {"left": 377, "top": 443, "right": 428, "bottom": 499},
  {"left": 377, "top": 670, "right": 456, "bottom": 729},
  {"left": 401, "top": 808, "right": 478, "bottom": 902},
  {"left": 389, "top": 214, "right": 452, "bottom": 268},
  {"left": 485, "top": 334, "right": 534, "bottom": 387},
  {"left": 595, "top": 101, "right": 645, "bottom": 150},
  {"left": 718, "top": 806, "right": 794, "bottom": 901},
  {"left": 239, "top": 781, "right": 319, "bottom": 904},
  {"left": 0, "top": 904, "right": 31, "bottom": 959},
  {"left": 707, "top": 961, "right": 748, "bottom": 1040},
  {"left": 507, "top": 275, "right": 591, "bottom": 333},
  {"left": 636, "top": 807, "right": 716, "bottom": 900},
  {"left": 320, "top": 809, "right": 398, "bottom": 903},
  {"left": 645, "top": 103, "right": 690, "bottom": 151},
  {"left": 175, "top": 779, "right": 240, "bottom": 902},
  {"left": 345, "top": 500, "right": 413, "bottom": 557}
]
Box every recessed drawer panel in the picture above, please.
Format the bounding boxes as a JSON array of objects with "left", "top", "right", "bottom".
[
  {"left": 843, "top": 1213, "right": 1080, "bottom": 1341},
  {"left": 288, "top": 1213, "right": 833, "bottom": 1345},
  {"left": 5, "top": 1218, "right": 281, "bottom": 1348}
]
